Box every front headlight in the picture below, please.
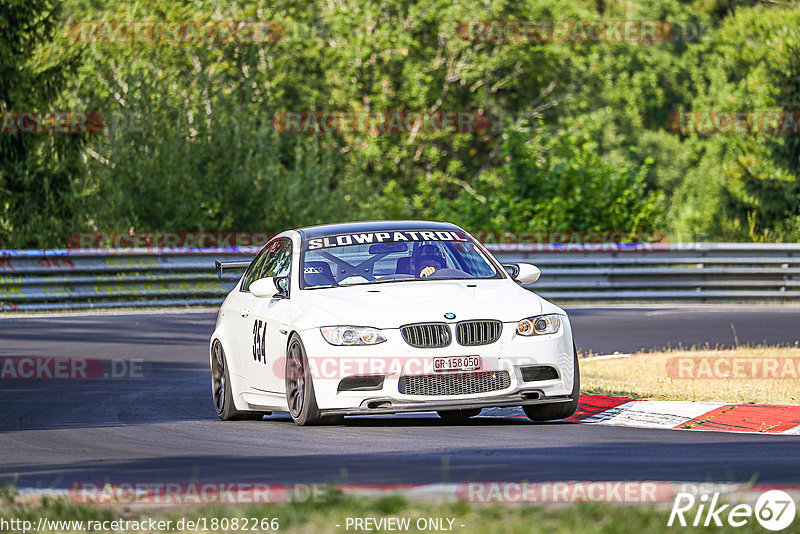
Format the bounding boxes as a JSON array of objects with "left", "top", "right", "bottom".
[
  {"left": 320, "top": 326, "right": 387, "bottom": 346},
  {"left": 516, "top": 314, "right": 562, "bottom": 336}
]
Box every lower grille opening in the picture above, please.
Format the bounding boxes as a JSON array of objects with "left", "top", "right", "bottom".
[
  {"left": 367, "top": 400, "right": 391, "bottom": 409},
  {"left": 520, "top": 365, "right": 559, "bottom": 382},
  {"left": 338, "top": 375, "right": 385, "bottom": 392},
  {"left": 399, "top": 371, "right": 511, "bottom": 396}
]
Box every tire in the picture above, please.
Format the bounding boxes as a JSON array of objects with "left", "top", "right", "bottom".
[
  {"left": 522, "top": 343, "right": 580, "bottom": 422},
  {"left": 211, "top": 340, "right": 264, "bottom": 421},
  {"left": 285, "top": 334, "right": 342, "bottom": 426},
  {"left": 437, "top": 408, "right": 482, "bottom": 423}
]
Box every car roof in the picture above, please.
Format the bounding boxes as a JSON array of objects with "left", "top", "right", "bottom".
[{"left": 296, "top": 220, "right": 463, "bottom": 240}]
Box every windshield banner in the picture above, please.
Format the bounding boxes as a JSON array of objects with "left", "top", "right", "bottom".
[{"left": 305, "top": 230, "right": 468, "bottom": 250}]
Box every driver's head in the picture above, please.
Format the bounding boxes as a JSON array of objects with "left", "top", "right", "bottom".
[{"left": 412, "top": 244, "right": 446, "bottom": 272}]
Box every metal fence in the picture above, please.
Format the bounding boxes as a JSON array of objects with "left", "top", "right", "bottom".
[{"left": 1, "top": 243, "right": 799, "bottom": 311}]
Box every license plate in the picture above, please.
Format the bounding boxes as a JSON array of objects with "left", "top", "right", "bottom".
[{"left": 432, "top": 356, "right": 481, "bottom": 372}]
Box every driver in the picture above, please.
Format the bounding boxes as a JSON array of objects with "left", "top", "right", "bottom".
[{"left": 411, "top": 244, "right": 446, "bottom": 278}]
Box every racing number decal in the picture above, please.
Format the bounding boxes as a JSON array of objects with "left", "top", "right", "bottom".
[{"left": 252, "top": 320, "right": 267, "bottom": 363}]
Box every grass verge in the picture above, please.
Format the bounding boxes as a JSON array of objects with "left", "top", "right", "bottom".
[
  {"left": 582, "top": 346, "right": 800, "bottom": 404},
  {"left": 2, "top": 490, "right": 797, "bottom": 533}
]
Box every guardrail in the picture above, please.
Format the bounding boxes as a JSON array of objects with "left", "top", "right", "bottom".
[{"left": 1, "top": 243, "right": 799, "bottom": 311}]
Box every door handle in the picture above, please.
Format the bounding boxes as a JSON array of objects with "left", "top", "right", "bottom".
[{"left": 240, "top": 307, "right": 250, "bottom": 318}]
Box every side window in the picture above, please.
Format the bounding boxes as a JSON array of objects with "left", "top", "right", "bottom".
[
  {"left": 263, "top": 239, "right": 292, "bottom": 278},
  {"left": 241, "top": 244, "right": 273, "bottom": 292}
]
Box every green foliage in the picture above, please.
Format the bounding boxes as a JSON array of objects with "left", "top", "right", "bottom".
[
  {"left": 667, "top": 6, "right": 800, "bottom": 241},
  {"left": 77, "top": 81, "right": 346, "bottom": 233},
  {"left": 2, "top": 0, "right": 800, "bottom": 247},
  {"left": 0, "top": 0, "right": 84, "bottom": 248},
  {"left": 428, "top": 122, "right": 665, "bottom": 233}
]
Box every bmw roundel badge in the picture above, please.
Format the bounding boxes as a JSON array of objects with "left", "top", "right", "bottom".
[{"left": 444, "top": 313, "right": 456, "bottom": 320}]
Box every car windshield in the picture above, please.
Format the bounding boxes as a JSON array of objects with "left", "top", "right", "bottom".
[{"left": 301, "top": 230, "right": 502, "bottom": 288}]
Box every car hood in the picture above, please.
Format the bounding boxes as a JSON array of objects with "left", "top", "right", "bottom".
[{"left": 294, "top": 279, "right": 548, "bottom": 328}]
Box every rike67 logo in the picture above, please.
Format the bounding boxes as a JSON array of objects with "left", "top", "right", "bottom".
[{"left": 668, "top": 490, "right": 796, "bottom": 531}]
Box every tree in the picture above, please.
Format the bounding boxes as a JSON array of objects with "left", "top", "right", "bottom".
[
  {"left": 0, "top": 0, "right": 83, "bottom": 247},
  {"left": 668, "top": 6, "right": 800, "bottom": 241},
  {"left": 427, "top": 121, "right": 665, "bottom": 235}
]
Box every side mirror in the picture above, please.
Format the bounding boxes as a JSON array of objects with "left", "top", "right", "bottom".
[
  {"left": 502, "top": 263, "right": 541, "bottom": 284},
  {"left": 250, "top": 276, "right": 289, "bottom": 299}
]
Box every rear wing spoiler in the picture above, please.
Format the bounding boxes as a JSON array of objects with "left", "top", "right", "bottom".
[{"left": 215, "top": 260, "right": 250, "bottom": 280}]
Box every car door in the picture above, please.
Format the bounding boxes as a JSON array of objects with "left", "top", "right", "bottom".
[
  {"left": 241, "top": 238, "right": 295, "bottom": 393},
  {"left": 257, "top": 238, "right": 297, "bottom": 393},
  {"left": 236, "top": 242, "right": 275, "bottom": 391}
]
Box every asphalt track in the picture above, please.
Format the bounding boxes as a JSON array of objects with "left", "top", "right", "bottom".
[{"left": 1, "top": 306, "right": 799, "bottom": 490}]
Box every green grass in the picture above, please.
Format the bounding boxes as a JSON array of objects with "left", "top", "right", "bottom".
[{"left": 2, "top": 490, "right": 797, "bottom": 533}]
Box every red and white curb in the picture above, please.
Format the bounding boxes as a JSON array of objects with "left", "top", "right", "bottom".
[
  {"left": 561, "top": 395, "right": 800, "bottom": 434},
  {"left": 552, "top": 352, "right": 800, "bottom": 434}
]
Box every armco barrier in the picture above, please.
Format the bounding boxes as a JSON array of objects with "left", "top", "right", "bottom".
[
  {"left": 1, "top": 243, "right": 799, "bottom": 311},
  {"left": 0, "top": 247, "right": 257, "bottom": 312}
]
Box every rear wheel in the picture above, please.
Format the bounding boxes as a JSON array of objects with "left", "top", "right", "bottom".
[
  {"left": 211, "top": 341, "right": 264, "bottom": 421},
  {"left": 522, "top": 343, "right": 580, "bottom": 422},
  {"left": 437, "top": 408, "right": 482, "bottom": 423},
  {"left": 285, "top": 334, "right": 343, "bottom": 426}
]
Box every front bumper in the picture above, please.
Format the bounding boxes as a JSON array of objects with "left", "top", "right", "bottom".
[
  {"left": 320, "top": 391, "right": 573, "bottom": 416},
  {"left": 298, "top": 316, "right": 575, "bottom": 412}
]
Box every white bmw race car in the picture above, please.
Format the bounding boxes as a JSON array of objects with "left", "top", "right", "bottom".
[{"left": 210, "top": 221, "right": 579, "bottom": 425}]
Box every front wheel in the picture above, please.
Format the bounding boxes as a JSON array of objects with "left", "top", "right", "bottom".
[
  {"left": 211, "top": 340, "right": 264, "bottom": 421},
  {"left": 522, "top": 343, "right": 580, "bottom": 422},
  {"left": 285, "top": 334, "right": 342, "bottom": 426}
]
